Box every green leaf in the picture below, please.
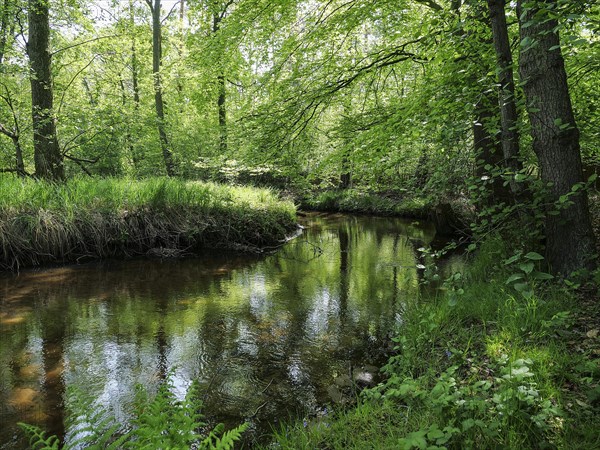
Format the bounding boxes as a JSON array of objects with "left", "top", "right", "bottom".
[
  {"left": 427, "top": 427, "right": 445, "bottom": 441},
  {"left": 524, "top": 252, "right": 544, "bottom": 261},
  {"left": 513, "top": 282, "right": 529, "bottom": 292},
  {"left": 504, "top": 252, "right": 522, "bottom": 265},
  {"left": 506, "top": 273, "right": 525, "bottom": 284},
  {"left": 531, "top": 271, "right": 554, "bottom": 281},
  {"left": 519, "top": 262, "right": 535, "bottom": 274}
]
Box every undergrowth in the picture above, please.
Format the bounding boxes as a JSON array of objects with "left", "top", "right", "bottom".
[
  {"left": 0, "top": 176, "right": 297, "bottom": 271},
  {"left": 19, "top": 373, "right": 248, "bottom": 449},
  {"left": 300, "top": 189, "right": 432, "bottom": 218},
  {"left": 264, "top": 236, "right": 600, "bottom": 449}
]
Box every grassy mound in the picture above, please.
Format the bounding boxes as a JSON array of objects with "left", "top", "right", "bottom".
[{"left": 0, "top": 176, "right": 297, "bottom": 271}]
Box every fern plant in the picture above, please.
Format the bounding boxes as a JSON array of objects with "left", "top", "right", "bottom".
[{"left": 19, "top": 374, "right": 248, "bottom": 450}]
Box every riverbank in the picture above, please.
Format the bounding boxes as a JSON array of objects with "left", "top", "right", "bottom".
[
  {"left": 263, "top": 235, "right": 600, "bottom": 449},
  {"left": 299, "top": 189, "right": 473, "bottom": 237},
  {"left": 0, "top": 176, "right": 297, "bottom": 271}
]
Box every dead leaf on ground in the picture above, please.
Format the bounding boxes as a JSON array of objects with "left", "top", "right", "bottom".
[{"left": 586, "top": 329, "right": 599, "bottom": 339}]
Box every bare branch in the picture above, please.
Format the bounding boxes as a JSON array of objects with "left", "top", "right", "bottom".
[
  {"left": 57, "top": 55, "right": 99, "bottom": 117},
  {"left": 414, "top": 0, "right": 443, "bottom": 11},
  {"left": 64, "top": 154, "right": 93, "bottom": 176},
  {"left": 51, "top": 34, "right": 123, "bottom": 56},
  {"left": 161, "top": 0, "right": 181, "bottom": 24}
]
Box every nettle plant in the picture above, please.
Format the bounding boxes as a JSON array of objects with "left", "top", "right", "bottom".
[
  {"left": 503, "top": 251, "right": 554, "bottom": 299},
  {"left": 368, "top": 357, "right": 561, "bottom": 449}
]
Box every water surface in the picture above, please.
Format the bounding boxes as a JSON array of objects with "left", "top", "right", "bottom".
[{"left": 0, "top": 214, "right": 435, "bottom": 448}]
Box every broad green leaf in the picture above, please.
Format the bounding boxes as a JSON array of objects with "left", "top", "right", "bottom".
[
  {"left": 506, "top": 273, "right": 524, "bottom": 284},
  {"left": 524, "top": 252, "right": 544, "bottom": 261}
]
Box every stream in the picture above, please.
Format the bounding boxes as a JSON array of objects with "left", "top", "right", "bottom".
[{"left": 0, "top": 213, "right": 442, "bottom": 448}]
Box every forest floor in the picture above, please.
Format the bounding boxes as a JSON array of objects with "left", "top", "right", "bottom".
[{"left": 0, "top": 176, "right": 297, "bottom": 271}]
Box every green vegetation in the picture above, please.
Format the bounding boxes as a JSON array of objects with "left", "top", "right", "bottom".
[
  {"left": 0, "top": 176, "right": 296, "bottom": 270},
  {"left": 19, "top": 373, "right": 248, "bottom": 449},
  {"left": 264, "top": 237, "right": 600, "bottom": 449},
  {"left": 300, "top": 189, "right": 432, "bottom": 218},
  {"left": 0, "top": 0, "right": 599, "bottom": 448}
]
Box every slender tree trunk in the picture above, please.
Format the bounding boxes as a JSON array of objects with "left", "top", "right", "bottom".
[
  {"left": 487, "top": 0, "right": 523, "bottom": 195},
  {"left": 82, "top": 78, "right": 96, "bottom": 106},
  {"left": 473, "top": 92, "right": 507, "bottom": 203},
  {"left": 449, "top": 1, "right": 510, "bottom": 202},
  {"left": 213, "top": 13, "right": 227, "bottom": 153},
  {"left": 148, "top": 0, "right": 175, "bottom": 176},
  {"left": 517, "top": 0, "right": 597, "bottom": 275},
  {"left": 0, "top": 125, "right": 25, "bottom": 176},
  {"left": 175, "top": 0, "right": 185, "bottom": 109},
  {"left": 129, "top": 0, "right": 141, "bottom": 169},
  {"left": 28, "top": 0, "right": 64, "bottom": 181},
  {"left": 0, "top": 0, "right": 10, "bottom": 65}
]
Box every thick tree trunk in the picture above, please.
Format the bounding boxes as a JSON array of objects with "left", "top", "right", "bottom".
[
  {"left": 517, "top": 0, "right": 597, "bottom": 275},
  {"left": 149, "top": 0, "right": 175, "bottom": 176},
  {"left": 487, "top": 0, "right": 523, "bottom": 195},
  {"left": 28, "top": 0, "right": 64, "bottom": 181},
  {"left": 213, "top": 13, "right": 227, "bottom": 153}
]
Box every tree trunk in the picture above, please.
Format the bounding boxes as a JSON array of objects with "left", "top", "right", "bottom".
[
  {"left": 213, "top": 12, "right": 227, "bottom": 153},
  {"left": 0, "top": 124, "right": 25, "bottom": 176},
  {"left": 487, "top": 0, "right": 523, "bottom": 195},
  {"left": 149, "top": 0, "right": 175, "bottom": 176},
  {"left": 28, "top": 0, "right": 64, "bottom": 181},
  {"left": 0, "top": 0, "right": 10, "bottom": 65},
  {"left": 473, "top": 92, "right": 508, "bottom": 203},
  {"left": 129, "top": 0, "right": 141, "bottom": 170},
  {"left": 517, "top": 0, "right": 597, "bottom": 275}
]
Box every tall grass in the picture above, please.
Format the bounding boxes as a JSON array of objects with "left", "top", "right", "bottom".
[{"left": 0, "top": 176, "right": 297, "bottom": 271}]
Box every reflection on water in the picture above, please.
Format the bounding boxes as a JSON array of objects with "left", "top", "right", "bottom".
[{"left": 0, "top": 214, "right": 436, "bottom": 448}]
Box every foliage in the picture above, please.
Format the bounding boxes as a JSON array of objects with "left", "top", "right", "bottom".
[
  {"left": 300, "top": 189, "right": 432, "bottom": 218},
  {"left": 19, "top": 373, "right": 248, "bottom": 449}
]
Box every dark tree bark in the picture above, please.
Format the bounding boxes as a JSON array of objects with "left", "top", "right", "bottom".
[
  {"left": 487, "top": 0, "right": 523, "bottom": 195},
  {"left": 517, "top": 0, "right": 597, "bottom": 275},
  {"left": 28, "top": 0, "right": 64, "bottom": 181},
  {"left": 147, "top": 0, "right": 175, "bottom": 176},
  {"left": 213, "top": 11, "right": 227, "bottom": 153}
]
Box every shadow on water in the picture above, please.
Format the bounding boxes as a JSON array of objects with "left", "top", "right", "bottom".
[{"left": 0, "top": 214, "right": 438, "bottom": 448}]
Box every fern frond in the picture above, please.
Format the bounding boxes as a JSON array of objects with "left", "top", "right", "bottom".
[
  {"left": 211, "top": 423, "right": 249, "bottom": 450},
  {"left": 18, "top": 422, "right": 60, "bottom": 450}
]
